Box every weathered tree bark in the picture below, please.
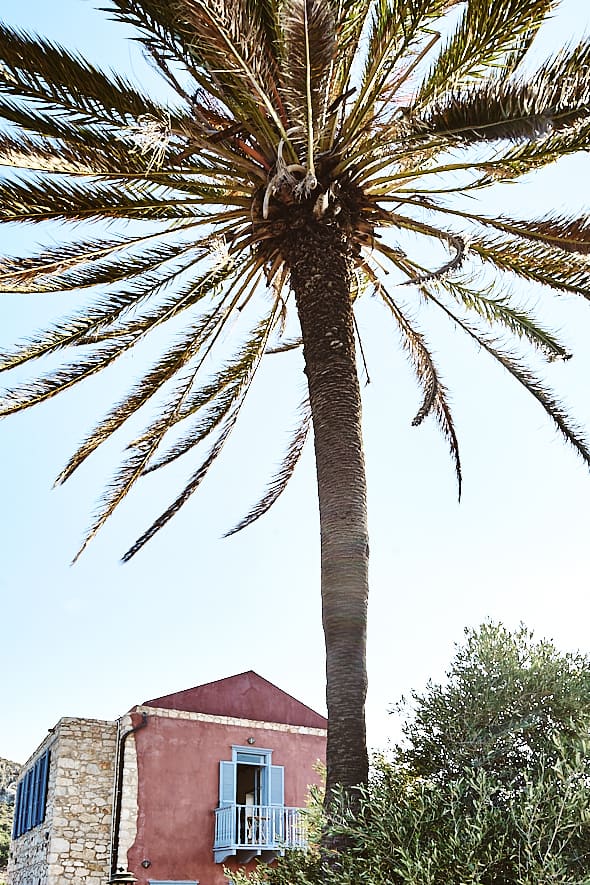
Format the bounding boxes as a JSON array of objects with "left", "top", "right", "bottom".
[{"left": 284, "top": 222, "right": 369, "bottom": 804}]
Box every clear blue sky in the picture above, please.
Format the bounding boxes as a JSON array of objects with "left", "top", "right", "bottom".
[{"left": 2, "top": 0, "right": 590, "bottom": 765}]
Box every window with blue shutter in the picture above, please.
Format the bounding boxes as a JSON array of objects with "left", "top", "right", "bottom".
[
  {"left": 217, "top": 747, "right": 285, "bottom": 809},
  {"left": 12, "top": 749, "right": 51, "bottom": 839}
]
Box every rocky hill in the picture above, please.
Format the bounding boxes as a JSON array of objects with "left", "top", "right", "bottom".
[
  {"left": 0, "top": 757, "right": 19, "bottom": 879},
  {"left": 0, "top": 758, "right": 20, "bottom": 806}
]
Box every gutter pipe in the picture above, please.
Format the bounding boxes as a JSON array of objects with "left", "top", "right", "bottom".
[{"left": 109, "top": 712, "right": 148, "bottom": 879}]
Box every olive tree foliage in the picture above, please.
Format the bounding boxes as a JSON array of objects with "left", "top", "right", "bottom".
[
  {"left": 401, "top": 622, "right": 590, "bottom": 786},
  {"left": 0, "top": 804, "right": 12, "bottom": 874},
  {"left": 235, "top": 624, "right": 590, "bottom": 884}
]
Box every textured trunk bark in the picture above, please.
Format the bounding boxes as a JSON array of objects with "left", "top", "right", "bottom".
[{"left": 284, "top": 223, "right": 369, "bottom": 802}]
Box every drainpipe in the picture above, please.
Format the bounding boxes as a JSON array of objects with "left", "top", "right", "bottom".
[{"left": 109, "top": 712, "right": 148, "bottom": 881}]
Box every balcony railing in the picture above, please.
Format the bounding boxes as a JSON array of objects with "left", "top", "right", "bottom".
[{"left": 214, "top": 804, "right": 308, "bottom": 863}]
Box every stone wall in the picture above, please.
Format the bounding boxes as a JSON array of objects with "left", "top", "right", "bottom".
[{"left": 8, "top": 717, "right": 118, "bottom": 885}]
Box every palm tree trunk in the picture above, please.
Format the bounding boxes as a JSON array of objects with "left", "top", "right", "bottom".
[{"left": 284, "top": 223, "right": 369, "bottom": 801}]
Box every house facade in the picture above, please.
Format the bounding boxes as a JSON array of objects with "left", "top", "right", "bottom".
[{"left": 8, "top": 672, "right": 327, "bottom": 885}]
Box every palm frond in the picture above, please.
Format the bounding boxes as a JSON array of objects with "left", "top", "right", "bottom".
[
  {"left": 225, "top": 395, "right": 312, "bottom": 535},
  {"left": 104, "top": 0, "right": 196, "bottom": 96},
  {"left": 417, "top": 0, "right": 556, "bottom": 104},
  {"left": 375, "top": 277, "right": 461, "bottom": 491},
  {"left": 119, "top": 292, "right": 281, "bottom": 562},
  {"left": 379, "top": 200, "right": 590, "bottom": 298},
  {"left": 72, "top": 375, "right": 203, "bottom": 563},
  {"left": 281, "top": 0, "right": 336, "bottom": 167},
  {"left": 68, "top": 275, "right": 271, "bottom": 559},
  {"left": 473, "top": 120, "right": 590, "bottom": 184},
  {"left": 0, "top": 174, "right": 224, "bottom": 223},
  {"left": 397, "top": 195, "right": 590, "bottom": 257},
  {"left": 416, "top": 40, "right": 590, "bottom": 144},
  {"left": 142, "top": 310, "right": 275, "bottom": 473},
  {"left": 0, "top": 22, "right": 186, "bottom": 125},
  {"left": 55, "top": 308, "right": 223, "bottom": 485},
  {"left": 120, "top": 399, "right": 240, "bottom": 562},
  {"left": 426, "top": 289, "right": 590, "bottom": 467},
  {"left": 0, "top": 338, "right": 135, "bottom": 417},
  {"left": 0, "top": 98, "right": 186, "bottom": 176},
  {"left": 0, "top": 234, "right": 200, "bottom": 295},
  {"left": 0, "top": 247, "right": 222, "bottom": 371},
  {"left": 473, "top": 213, "right": 590, "bottom": 256},
  {"left": 468, "top": 234, "right": 590, "bottom": 300},
  {"left": 437, "top": 279, "right": 571, "bottom": 362},
  {"left": 338, "top": 0, "right": 448, "bottom": 150},
  {"left": 0, "top": 130, "right": 96, "bottom": 175},
  {"left": 174, "top": 0, "right": 288, "bottom": 154}
]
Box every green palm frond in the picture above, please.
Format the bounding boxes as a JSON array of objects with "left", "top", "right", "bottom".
[
  {"left": 0, "top": 130, "right": 98, "bottom": 175},
  {"left": 338, "top": 0, "right": 446, "bottom": 151},
  {"left": 468, "top": 234, "right": 590, "bottom": 299},
  {"left": 143, "top": 311, "right": 277, "bottom": 474},
  {"left": 377, "top": 278, "right": 461, "bottom": 491},
  {"left": 172, "top": 0, "right": 288, "bottom": 156},
  {"left": 475, "top": 213, "right": 590, "bottom": 256},
  {"left": 226, "top": 396, "right": 312, "bottom": 535},
  {"left": 382, "top": 198, "right": 590, "bottom": 296},
  {"left": 0, "top": 234, "right": 200, "bottom": 295},
  {"left": 0, "top": 23, "right": 185, "bottom": 125},
  {"left": 73, "top": 378, "right": 201, "bottom": 562},
  {"left": 328, "top": 0, "right": 371, "bottom": 89},
  {"left": 397, "top": 195, "right": 590, "bottom": 257},
  {"left": 0, "top": 338, "right": 136, "bottom": 417},
  {"left": 416, "top": 38, "right": 590, "bottom": 144},
  {"left": 416, "top": 0, "right": 555, "bottom": 105},
  {"left": 118, "top": 294, "right": 281, "bottom": 562},
  {"left": 55, "top": 304, "right": 226, "bottom": 485},
  {"left": 104, "top": 0, "right": 200, "bottom": 99},
  {"left": 0, "top": 227, "right": 204, "bottom": 290},
  {"left": 0, "top": 174, "right": 225, "bottom": 223},
  {"left": 69, "top": 290, "right": 275, "bottom": 560},
  {"left": 105, "top": 0, "right": 192, "bottom": 63},
  {"left": 426, "top": 289, "right": 590, "bottom": 465},
  {"left": 120, "top": 401, "right": 240, "bottom": 563},
  {"left": 472, "top": 121, "right": 590, "bottom": 184},
  {"left": 437, "top": 279, "right": 571, "bottom": 362}
]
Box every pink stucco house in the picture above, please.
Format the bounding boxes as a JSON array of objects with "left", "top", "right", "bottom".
[{"left": 8, "top": 672, "right": 327, "bottom": 885}]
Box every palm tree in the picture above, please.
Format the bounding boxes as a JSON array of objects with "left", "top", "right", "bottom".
[{"left": 1, "top": 0, "right": 590, "bottom": 805}]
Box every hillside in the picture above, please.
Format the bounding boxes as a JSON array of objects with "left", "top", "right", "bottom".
[
  {"left": 0, "top": 758, "right": 20, "bottom": 806},
  {"left": 0, "top": 757, "right": 20, "bottom": 879}
]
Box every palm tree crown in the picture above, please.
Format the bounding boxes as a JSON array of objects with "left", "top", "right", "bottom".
[{"left": 1, "top": 0, "right": 590, "bottom": 799}]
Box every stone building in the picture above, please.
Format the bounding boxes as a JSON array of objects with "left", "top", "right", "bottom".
[{"left": 8, "top": 672, "right": 327, "bottom": 885}]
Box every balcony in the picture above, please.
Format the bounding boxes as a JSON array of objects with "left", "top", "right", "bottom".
[{"left": 213, "top": 804, "right": 308, "bottom": 863}]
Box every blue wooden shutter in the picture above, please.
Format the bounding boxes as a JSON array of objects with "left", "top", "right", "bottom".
[
  {"left": 17, "top": 774, "right": 28, "bottom": 836},
  {"left": 12, "top": 780, "right": 23, "bottom": 838},
  {"left": 219, "top": 761, "right": 236, "bottom": 807},
  {"left": 31, "top": 757, "right": 41, "bottom": 827},
  {"left": 24, "top": 768, "right": 34, "bottom": 832},
  {"left": 37, "top": 751, "right": 50, "bottom": 824},
  {"left": 269, "top": 765, "right": 284, "bottom": 806},
  {"left": 12, "top": 751, "right": 51, "bottom": 838}
]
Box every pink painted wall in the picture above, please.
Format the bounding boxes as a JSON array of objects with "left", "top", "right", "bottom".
[{"left": 126, "top": 712, "right": 326, "bottom": 885}]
